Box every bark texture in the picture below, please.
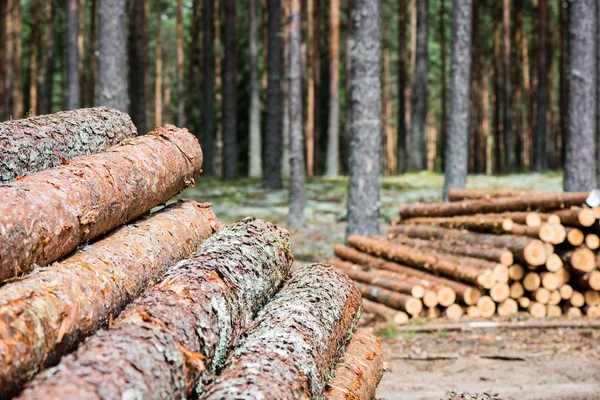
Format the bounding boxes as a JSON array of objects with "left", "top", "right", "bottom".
[
  {"left": 324, "top": 330, "right": 384, "bottom": 400},
  {"left": 0, "top": 125, "right": 202, "bottom": 281},
  {"left": 564, "top": 0, "right": 597, "bottom": 191},
  {"left": 0, "top": 201, "right": 220, "bottom": 397},
  {"left": 534, "top": 0, "right": 549, "bottom": 171},
  {"left": 443, "top": 0, "right": 472, "bottom": 200},
  {"left": 66, "top": 0, "right": 80, "bottom": 110},
  {"left": 97, "top": 0, "right": 129, "bottom": 112},
  {"left": 203, "top": 263, "right": 361, "bottom": 399},
  {"left": 346, "top": 0, "right": 382, "bottom": 237},
  {"left": 0, "top": 107, "right": 136, "bottom": 183},
  {"left": 222, "top": 0, "right": 238, "bottom": 180},
  {"left": 397, "top": 0, "right": 408, "bottom": 173},
  {"left": 325, "top": 0, "right": 341, "bottom": 177},
  {"left": 248, "top": 0, "right": 262, "bottom": 178},
  {"left": 18, "top": 218, "right": 294, "bottom": 399}
]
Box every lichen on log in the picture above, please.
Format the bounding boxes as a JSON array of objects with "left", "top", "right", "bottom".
[
  {"left": 0, "top": 124, "right": 202, "bottom": 281},
  {"left": 202, "top": 263, "right": 362, "bottom": 400},
  {"left": 0, "top": 107, "right": 137, "bottom": 183},
  {"left": 0, "top": 201, "right": 220, "bottom": 397},
  {"left": 17, "top": 218, "right": 294, "bottom": 399}
]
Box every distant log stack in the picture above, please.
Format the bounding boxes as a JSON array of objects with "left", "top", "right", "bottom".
[{"left": 331, "top": 189, "right": 600, "bottom": 320}]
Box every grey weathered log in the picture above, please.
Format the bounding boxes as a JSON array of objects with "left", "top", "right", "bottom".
[
  {"left": 0, "top": 107, "right": 136, "bottom": 183},
  {"left": 203, "top": 263, "right": 361, "bottom": 399},
  {"left": 17, "top": 218, "right": 294, "bottom": 399}
]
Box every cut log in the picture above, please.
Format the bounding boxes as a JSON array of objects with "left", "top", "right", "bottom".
[
  {"left": 566, "top": 228, "right": 585, "bottom": 246},
  {"left": 390, "top": 235, "right": 514, "bottom": 265},
  {"left": 570, "top": 291, "right": 585, "bottom": 307},
  {"left": 584, "top": 290, "right": 600, "bottom": 306},
  {"left": 389, "top": 225, "right": 548, "bottom": 266},
  {"left": 559, "top": 284, "right": 574, "bottom": 300},
  {"left": 466, "top": 306, "right": 482, "bottom": 318},
  {"left": 399, "top": 192, "right": 590, "bottom": 219},
  {"left": 477, "top": 270, "right": 496, "bottom": 289},
  {"left": 547, "top": 305, "right": 562, "bottom": 318},
  {"left": 411, "top": 285, "right": 426, "bottom": 299},
  {"left": 528, "top": 302, "right": 547, "bottom": 318},
  {"left": 497, "top": 298, "right": 518, "bottom": 317},
  {"left": 535, "top": 288, "right": 551, "bottom": 304},
  {"left": 518, "top": 297, "right": 531, "bottom": 309},
  {"left": 586, "top": 306, "right": 600, "bottom": 318},
  {"left": 477, "top": 296, "right": 496, "bottom": 318},
  {"left": 355, "top": 282, "right": 423, "bottom": 316},
  {"left": 555, "top": 268, "right": 571, "bottom": 285},
  {"left": 552, "top": 207, "right": 596, "bottom": 227},
  {"left": 574, "top": 270, "right": 600, "bottom": 291},
  {"left": 541, "top": 272, "right": 561, "bottom": 291},
  {"left": 508, "top": 264, "right": 525, "bottom": 281},
  {"left": 447, "top": 188, "right": 534, "bottom": 201},
  {"left": 437, "top": 286, "right": 457, "bottom": 307},
  {"left": 0, "top": 125, "right": 203, "bottom": 281},
  {"left": 492, "top": 264, "right": 509, "bottom": 283},
  {"left": 16, "top": 218, "right": 294, "bottom": 399},
  {"left": 361, "top": 299, "right": 409, "bottom": 325},
  {"left": 490, "top": 283, "right": 510, "bottom": 303},
  {"left": 548, "top": 290, "right": 562, "bottom": 306},
  {"left": 585, "top": 234, "right": 600, "bottom": 250},
  {"left": 567, "top": 307, "right": 582, "bottom": 318},
  {"left": 445, "top": 304, "right": 464, "bottom": 320},
  {"left": 426, "top": 307, "right": 442, "bottom": 318},
  {"left": 0, "top": 107, "right": 137, "bottom": 183},
  {"left": 400, "top": 215, "right": 514, "bottom": 234},
  {"left": 559, "top": 247, "right": 596, "bottom": 273},
  {"left": 203, "top": 264, "right": 361, "bottom": 399},
  {"left": 324, "top": 330, "right": 384, "bottom": 400},
  {"left": 523, "top": 272, "right": 541, "bottom": 292},
  {"left": 333, "top": 245, "right": 481, "bottom": 305},
  {"left": 510, "top": 282, "right": 525, "bottom": 299},
  {"left": 545, "top": 253, "right": 564, "bottom": 272},
  {"left": 0, "top": 201, "right": 220, "bottom": 397},
  {"left": 422, "top": 290, "right": 439, "bottom": 308}
]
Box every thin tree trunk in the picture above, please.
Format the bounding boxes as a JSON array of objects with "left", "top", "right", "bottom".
[
  {"left": 214, "top": 0, "right": 223, "bottom": 176},
  {"left": 502, "top": 0, "right": 513, "bottom": 172},
  {"left": 564, "top": 0, "right": 597, "bottom": 191},
  {"left": 439, "top": 0, "right": 447, "bottom": 171},
  {"left": 312, "top": 0, "right": 321, "bottom": 175},
  {"left": 162, "top": 55, "right": 172, "bottom": 123},
  {"left": 77, "top": 0, "right": 84, "bottom": 103},
  {"left": 534, "top": 0, "right": 549, "bottom": 171},
  {"left": 66, "top": 0, "right": 80, "bottom": 110},
  {"left": 28, "top": 0, "right": 41, "bottom": 116},
  {"left": 3, "top": 0, "right": 14, "bottom": 119},
  {"left": 343, "top": 0, "right": 353, "bottom": 174},
  {"left": 12, "top": 0, "right": 22, "bottom": 119},
  {"left": 381, "top": 18, "right": 391, "bottom": 175},
  {"left": 187, "top": 0, "right": 201, "bottom": 131},
  {"left": 128, "top": 0, "right": 147, "bottom": 134},
  {"left": 442, "top": 0, "right": 472, "bottom": 201},
  {"left": 559, "top": 1, "right": 567, "bottom": 168},
  {"left": 222, "top": 0, "right": 237, "bottom": 180},
  {"left": 39, "top": 0, "right": 56, "bottom": 115},
  {"left": 397, "top": 0, "right": 407, "bottom": 173},
  {"left": 407, "top": 0, "right": 428, "bottom": 171},
  {"left": 248, "top": 0, "right": 262, "bottom": 177},
  {"left": 176, "top": 0, "right": 185, "bottom": 126},
  {"left": 523, "top": 13, "right": 533, "bottom": 169},
  {"left": 154, "top": 11, "right": 162, "bottom": 128},
  {"left": 306, "top": 0, "right": 315, "bottom": 177},
  {"left": 325, "top": 0, "right": 340, "bottom": 176},
  {"left": 201, "top": 0, "right": 215, "bottom": 176},
  {"left": 87, "top": 0, "right": 97, "bottom": 108},
  {"left": 512, "top": 0, "right": 524, "bottom": 169},
  {"left": 493, "top": 6, "right": 502, "bottom": 174},
  {"left": 281, "top": 1, "right": 291, "bottom": 178},
  {"left": 546, "top": 5, "right": 555, "bottom": 170},
  {"left": 346, "top": 0, "right": 381, "bottom": 237},
  {"left": 469, "top": 0, "right": 480, "bottom": 173},
  {"left": 0, "top": 2, "right": 5, "bottom": 120}
]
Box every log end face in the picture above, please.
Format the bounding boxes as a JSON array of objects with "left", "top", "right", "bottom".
[{"left": 523, "top": 240, "right": 547, "bottom": 267}]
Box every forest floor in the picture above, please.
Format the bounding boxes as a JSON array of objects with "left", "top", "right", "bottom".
[{"left": 179, "top": 171, "right": 600, "bottom": 400}]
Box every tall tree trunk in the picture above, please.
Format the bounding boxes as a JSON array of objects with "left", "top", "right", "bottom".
[
  {"left": 201, "top": 0, "right": 215, "bottom": 176},
  {"left": 3, "top": 0, "right": 14, "bottom": 119},
  {"left": 176, "top": 0, "right": 185, "bottom": 126},
  {"left": 222, "top": 0, "right": 237, "bottom": 180},
  {"left": 397, "top": 0, "right": 407, "bottom": 173},
  {"left": 502, "top": 0, "right": 513, "bottom": 172},
  {"left": 512, "top": 0, "right": 524, "bottom": 169},
  {"left": 162, "top": 55, "right": 172, "bottom": 123},
  {"left": 558, "top": 1, "right": 567, "bottom": 168},
  {"left": 305, "top": 0, "right": 315, "bottom": 177},
  {"left": 564, "top": 0, "right": 596, "bottom": 191},
  {"left": 87, "top": 0, "right": 97, "bottom": 108},
  {"left": 493, "top": 4, "right": 502, "bottom": 174},
  {"left": 0, "top": 2, "right": 5, "bottom": 120},
  {"left": 523, "top": 13, "right": 533, "bottom": 170},
  {"left": 312, "top": 0, "right": 321, "bottom": 175},
  {"left": 442, "top": 0, "right": 472, "bottom": 201},
  {"left": 40, "top": 0, "right": 56, "bottom": 115},
  {"left": 469, "top": 0, "right": 480, "bottom": 173},
  {"left": 407, "top": 0, "right": 428, "bottom": 171},
  {"left": 128, "top": 0, "right": 147, "bottom": 134},
  {"left": 248, "top": 0, "right": 262, "bottom": 178},
  {"left": 534, "top": 0, "right": 549, "bottom": 171},
  {"left": 439, "top": 0, "right": 447, "bottom": 171},
  {"left": 346, "top": 0, "right": 381, "bottom": 237},
  {"left": 28, "top": 0, "right": 41, "bottom": 116},
  {"left": 154, "top": 10, "right": 162, "bottom": 128},
  {"left": 77, "top": 0, "right": 84, "bottom": 103},
  {"left": 545, "top": 5, "right": 555, "bottom": 169},
  {"left": 343, "top": 0, "right": 353, "bottom": 174},
  {"left": 325, "top": 0, "right": 340, "bottom": 177},
  {"left": 214, "top": 0, "right": 223, "bottom": 176},
  {"left": 186, "top": 0, "right": 201, "bottom": 132},
  {"left": 97, "top": 0, "right": 129, "bottom": 112},
  {"left": 288, "top": 0, "right": 304, "bottom": 227},
  {"left": 67, "top": 0, "right": 80, "bottom": 110},
  {"left": 281, "top": 1, "right": 291, "bottom": 178},
  {"left": 263, "top": 0, "right": 283, "bottom": 189},
  {"left": 12, "top": 0, "right": 23, "bottom": 119},
  {"left": 381, "top": 14, "right": 390, "bottom": 175}
]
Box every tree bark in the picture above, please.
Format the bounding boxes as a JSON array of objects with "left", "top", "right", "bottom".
[
  {"left": 263, "top": 0, "right": 283, "bottom": 189},
  {"left": 28, "top": 0, "right": 41, "bottom": 115},
  {"left": 311, "top": 0, "right": 322, "bottom": 176},
  {"left": 281, "top": 0, "right": 291, "bottom": 179},
  {"left": 203, "top": 263, "right": 360, "bottom": 399},
  {"left": 222, "top": 0, "right": 238, "bottom": 180},
  {"left": 346, "top": 0, "right": 382, "bottom": 238},
  {"left": 97, "top": 0, "right": 129, "bottom": 112},
  {"left": 288, "top": 0, "right": 305, "bottom": 227},
  {"left": 3, "top": 0, "right": 14, "bottom": 120},
  {"left": 324, "top": 330, "right": 384, "bottom": 400},
  {"left": 325, "top": 0, "right": 340, "bottom": 177},
  {"left": 502, "top": 0, "right": 513, "bottom": 172},
  {"left": 306, "top": 0, "right": 315, "bottom": 177},
  {"left": 397, "top": 0, "right": 407, "bottom": 173},
  {"left": 248, "top": 0, "right": 262, "bottom": 178},
  {"left": 175, "top": 0, "right": 185, "bottom": 126},
  {"left": 154, "top": 10, "right": 163, "bottom": 128},
  {"left": 87, "top": 0, "right": 97, "bottom": 108},
  {"left": 512, "top": 0, "right": 524, "bottom": 170},
  {"left": 0, "top": 125, "right": 202, "bottom": 280},
  {"left": 66, "top": 0, "right": 80, "bottom": 110},
  {"left": 187, "top": 0, "right": 201, "bottom": 131},
  {"left": 407, "top": 0, "right": 428, "bottom": 171},
  {"left": 343, "top": 0, "right": 353, "bottom": 174},
  {"left": 18, "top": 218, "right": 294, "bottom": 399},
  {"left": 39, "top": 0, "right": 56, "bottom": 115},
  {"left": 564, "top": 0, "right": 597, "bottom": 191},
  {"left": 0, "top": 1, "right": 6, "bottom": 120},
  {"left": 439, "top": 0, "right": 447, "bottom": 171},
  {"left": 534, "top": 0, "right": 549, "bottom": 171},
  {"left": 12, "top": 0, "right": 23, "bottom": 119},
  {"left": 128, "top": 0, "right": 147, "bottom": 134},
  {"left": 213, "top": 0, "right": 223, "bottom": 176},
  {"left": 201, "top": 0, "right": 215, "bottom": 176},
  {"left": 442, "top": 0, "right": 472, "bottom": 200},
  {"left": 0, "top": 201, "right": 220, "bottom": 397}
]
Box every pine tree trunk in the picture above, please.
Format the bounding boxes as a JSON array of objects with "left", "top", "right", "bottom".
[
  {"left": 201, "top": 0, "right": 215, "bottom": 176},
  {"left": 439, "top": 0, "right": 447, "bottom": 171},
  {"left": 66, "top": 0, "right": 80, "bottom": 110},
  {"left": 559, "top": 2, "right": 567, "bottom": 168},
  {"left": 346, "top": 0, "right": 381, "bottom": 237},
  {"left": 343, "top": 0, "right": 353, "bottom": 174},
  {"left": 28, "top": 0, "right": 41, "bottom": 115},
  {"left": 443, "top": 0, "right": 472, "bottom": 201},
  {"left": 288, "top": 0, "right": 305, "bottom": 227},
  {"left": 87, "top": 0, "right": 97, "bottom": 108},
  {"left": 513, "top": 0, "right": 525, "bottom": 169},
  {"left": 0, "top": 2, "right": 5, "bottom": 121},
  {"left": 187, "top": 0, "right": 201, "bottom": 131},
  {"left": 312, "top": 0, "right": 321, "bottom": 176},
  {"left": 77, "top": 0, "right": 84, "bottom": 100},
  {"left": 469, "top": 0, "right": 480, "bottom": 173},
  {"left": 39, "top": 0, "right": 56, "bottom": 115},
  {"left": 407, "top": 0, "right": 428, "bottom": 171},
  {"left": 248, "top": 0, "right": 262, "bottom": 177},
  {"left": 176, "top": 0, "right": 185, "bottom": 126},
  {"left": 263, "top": 0, "right": 283, "bottom": 189},
  {"left": 325, "top": 0, "right": 340, "bottom": 177},
  {"left": 564, "top": 0, "right": 597, "bottom": 191},
  {"left": 492, "top": 7, "right": 502, "bottom": 174},
  {"left": 213, "top": 0, "right": 223, "bottom": 176},
  {"left": 397, "top": 0, "right": 407, "bottom": 173},
  {"left": 281, "top": 1, "right": 291, "bottom": 179},
  {"left": 306, "top": 0, "right": 315, "bottom": 177},
  {"left": 97, "top": 0, "right": 129, "bottom": 111},
  {"left": 128, "top": 0, "right": 147, "bottom": 134},
  {"left": 12, "top": 0, "right": 23, "bottom": 119},
  {"left": 3, "top": 0, "right": 14, "bottom": 120},
  {"left": 154, "top": 11, "right": 163, "bottom": 128},
  {"left": 502, "top": 0, "right": 513, "bottom": 172},
  {"left": 222, "top": 0, "right": 238, "bottom": 180},
  {"left": 534, "top": 0, "right": 548, "bottom": 171}
]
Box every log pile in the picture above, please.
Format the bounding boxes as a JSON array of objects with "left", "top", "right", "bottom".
[{"left": 330, "top": 189, "right": 600, "bottom": 321}]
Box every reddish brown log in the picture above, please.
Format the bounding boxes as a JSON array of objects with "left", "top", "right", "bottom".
[
  {"left": 203, "top": 264, "right": 361, "bottom": 399},
  {"left": 399, "top": 215, "right": 513, "bottom": 233},
  {"left": 0, "top": 125, "right": 202, "bottom": 281},
  {"left": 551, "top": 207, "right": 596, "bottom": 227},
  {"left": 399, "top": 192, "right": 590, "bottom": 219},
  {"left": 447, "top": 188, "right": 535, "bottom": 201},
  {"left": 17, "top": 218, "right": 294, "bottom": 399},
  {"left": 389, "top": 224, "right": 548, "bottom": 266},
  {"left": 0, "top": 201, "right": 220, "bottom": 397},
  {"left": 354, "top": 282, "right": 422, "bottom": 316},
  {"left": 324, "top": 330, "right": 384, "bottom": 400},
  {"left": 0, "top": 107, "right": 137, "bottom": 183}
]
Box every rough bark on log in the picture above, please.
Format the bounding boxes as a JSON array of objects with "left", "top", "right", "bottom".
[
  {"left": 354, "top": 281, "right": 422, "bottom": 315},
  {"left": 447, "top": 188, "right": 534, "bottom": 201},
  {"left": 0, "top": 107, "right": 137, "bottom": 183},
  {"left": 389, "top": 224, "right": 548, "bottom": 266},
  {"left": 390, "top": 235, "right": 514, "bottom": 265},
  {"left": 202, "top": 263, "right": 361, "bottom": 399},
  {"left": 399, "top": 215, "right": 513, "bottom": 233},
  {"left": 361, "top": 298, "right": 409, "bottom": 324},
  {"left": 17, "top": 218, "right": 294, "bottom": 399},
  {"left": 399, "top": 192, "right": 590, "bottom": 219},
  {"left": 0, "top": 125, "right": 202, "bottom": 281},
  {"left": 324, "top": 330, "right": 384, "bottom": 400},
  {"left": 0, "top": 201, "right": 220, "bottom": 397}
]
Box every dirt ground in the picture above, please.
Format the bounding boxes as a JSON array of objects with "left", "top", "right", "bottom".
[{"left": 179, "top": 172, "right": 600, "bottom": 400}]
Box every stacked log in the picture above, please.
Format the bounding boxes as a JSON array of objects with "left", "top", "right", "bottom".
[{"left": 331, "top": 189, "right": 600, "bottom": 320}]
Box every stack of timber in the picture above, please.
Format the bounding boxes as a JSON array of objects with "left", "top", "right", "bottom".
[{"left": 330, "top": 189, "right": 600, "bottom": 321}]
